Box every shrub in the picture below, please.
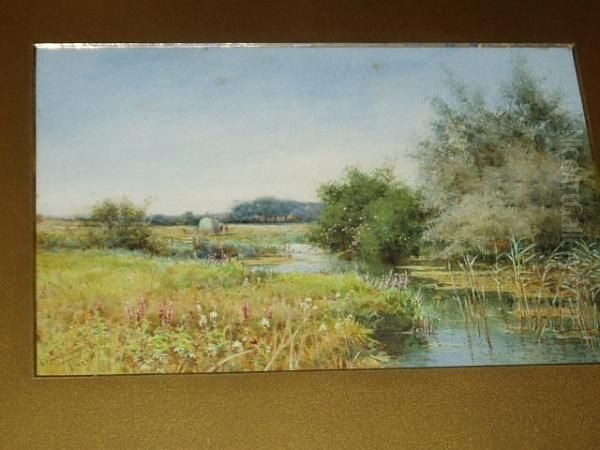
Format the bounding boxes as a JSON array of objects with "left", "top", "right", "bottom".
[
  {"left": 91, "top": 198, "right": 153, "bottom": 251},
  {"left": 310, "top": 165, "right": 424, "bottom": 266}
]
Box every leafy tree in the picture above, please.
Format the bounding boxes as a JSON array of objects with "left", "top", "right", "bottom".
[
  {"left": 230, "top": 197, "right": 322, "bottom": 223},
  {"left": 359, "top": 188, "right": 424, "bottom": 266},
  {"left": 181, "top": 211, "right": 197, "bottom": 226},
  {"left": 310, "top": 166, "right": 423, "bottom": 265},
  {"left": 91, "top": 198, "right": 152, "bottom": 250},
  {"left": 416, "top": 57, "right": 599, "bottom": 255}
]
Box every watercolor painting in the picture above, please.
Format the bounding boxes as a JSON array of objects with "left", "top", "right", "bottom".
[{"left": 35, "top": 45, "right": 600, "bottom": 375}]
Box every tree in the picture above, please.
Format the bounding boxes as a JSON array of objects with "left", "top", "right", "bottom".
[
  {"left": 310, "top": 166, "right": 423, "bottom": 265},
  {"left": 230, "top": 197, "right": 323, "bottom": 223},
  {"left": 181, "top": 211, "right": 196, "bottom": 226},
  {"left": 91, "top": 198, "right": 152, "bottom": 250},
  {"left": 359, "top": 188, "right": 424, "bottom": 266},
  {"left": 415, "top": 57, "right": 598, "bottom": 255}
]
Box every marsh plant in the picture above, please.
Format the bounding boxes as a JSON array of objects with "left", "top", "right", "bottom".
[
  {"left": 36, "top": 250, "right": 424, "bottom": 375},
  {"left": 448, "top": 237, "right": 600, "bottom": 344},
  {"left": 448, "top": 255, "right": 493, "bottom": 348}
]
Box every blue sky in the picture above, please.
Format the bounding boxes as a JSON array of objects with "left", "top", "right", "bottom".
[{"left": 36, "top": 45, "right": 585, "bottom": 216}]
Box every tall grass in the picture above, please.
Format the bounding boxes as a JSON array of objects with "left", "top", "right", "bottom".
[
  {"left": 502, "top": 238, "right": 600, "bottom": 337},
  {"left": 561, "top": 240, "right": 600, "bottom": 336},
  {"left": 37, "top": 249, "right": 419, "bottom": 375},
  {"left": 486, "top": 238, "right": 600, "bottom": 339},
  {"left": 452, "top": 238, "right": 600, "bottom": 340},
  {"left": 448, "top": 255, "right": 493, "bottom": 348}
]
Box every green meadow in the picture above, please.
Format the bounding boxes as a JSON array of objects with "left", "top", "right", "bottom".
[{"left": 36, "top": 223, "right": 424, "bottom": 375}]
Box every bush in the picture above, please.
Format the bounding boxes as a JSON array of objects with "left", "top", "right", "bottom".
[
  {"left": 91, "top": 198, "right": 153, "bottom": 251},
  {"left": 310, "top": 166, "right": 424, "bottom": 266}
]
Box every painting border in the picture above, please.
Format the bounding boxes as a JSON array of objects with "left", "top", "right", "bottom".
[{"left": 2, "top": 1, "right": 600, "bottom": 448}]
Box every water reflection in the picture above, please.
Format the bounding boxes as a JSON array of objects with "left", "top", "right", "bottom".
[
  {"left": 381, "top": 291, "right": 600, "bottom": 368},
  {"left": 249, "top": 248, "right": 600, "bottom": 367}
]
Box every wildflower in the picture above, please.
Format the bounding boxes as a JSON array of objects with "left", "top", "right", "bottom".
[
  {"left": 260, "top": 317, "right": 270, "bottom": 329},
  {"left": 195, "top": 302, "right": 203, "bottom": 314},
  {"left": 126, "top": 303, "right": 135, "bottom": 321},
  {"left": 231, "top": 340, "right": 244, "bottom": 353},
  {"left": 209, "top": 311, "right": 218, "bottom": 322},
  {"left": 319, "top": 323, "right": 327, "bottom": 332},
  {"left": 207, "top": 343, "right": 219, "bottom": 356},
  {"left": 199, "top": 315, "right": 208, "bottom": 327},
  {"left": 158, "top": 302, "right": 165, "bottom": 323},
  {"left": 335, "top": 292, "right": 341, "bottom": 299},
  {"left": 242, "top": 300, "right": 250, "bottom": 321},
  {"left": 258, "top": 343, "right": 271, "bottom": 354},
  {"left": 95, "top": 298, "right": 104, "bottom": 313},
  {"left": 166, "top": 301, "right": 174, "bottom": 325}
]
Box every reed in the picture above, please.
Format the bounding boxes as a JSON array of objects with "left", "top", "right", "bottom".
[{"left": 448, "top": 255, "right": 492, "bottom": 347}]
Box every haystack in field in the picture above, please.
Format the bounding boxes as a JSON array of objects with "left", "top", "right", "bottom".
[{"left": 198, "top": 216, "right": 221, "bottom": 234}]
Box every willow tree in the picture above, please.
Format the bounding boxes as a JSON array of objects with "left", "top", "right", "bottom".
[{"left": 416, "top": 58, "right": 598, "bottom": 255}]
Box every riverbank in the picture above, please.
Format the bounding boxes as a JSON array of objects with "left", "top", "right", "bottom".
[{"left": 36, "top": 249, "right": 418, "bottom": 375}]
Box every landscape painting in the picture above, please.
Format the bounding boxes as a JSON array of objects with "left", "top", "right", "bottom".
[{"left": 36, "top": 44, "right": 600, "bottom": 375}]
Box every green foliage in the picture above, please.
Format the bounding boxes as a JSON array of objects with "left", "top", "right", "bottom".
[
  {"left": 359, "top": 188, "right": 424, "bottom": 267},
  {"left": 230, "top": 197, "right": 323, "bottom": 223},
  {"left": 91, "top": 198, "right": 153, "bottom": 251},
  {"left": 35, "top": 249, "right": 426, "bottom": 374},
  {"left": 337, "top": 289, "right": 423, "bottom": 333},
  {"left": 310, "top": 166, "right": 424, "bottom": 265},
  {"left": 416, "top": 57, "right": 599, "bottom": 255}
]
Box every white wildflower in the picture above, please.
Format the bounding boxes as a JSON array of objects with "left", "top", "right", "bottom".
[
  {"left": 260, "top": 317, "right": 270, "bottom": 329},
  {"left": 207, "top": 343, "right": 219, "bottom": 356},
  {"left": 231, "top": 340, "right": 244, "bottom": 353},
  {"left": 319, "top": 323, "right": 327, "bottom": 332},
  {"left": 199, "top": 315, "right": 208, "bottom": 327},
  {"left": 209, "top": 311, "right": 218, "bottom": 322}
]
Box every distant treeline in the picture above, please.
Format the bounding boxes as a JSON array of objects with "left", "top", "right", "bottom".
[
  {"left": 144, "top": 197, "right": 323, "bottom": 226},
  {"left": 148, "top": 211, "right": 200, "bottom": 226},
  {"left": 229, "top": 197, "right": 323, "bottom": 223}
]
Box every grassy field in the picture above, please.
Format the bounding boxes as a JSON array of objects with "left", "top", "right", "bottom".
[
  {"left": 37, "top": 220, "right": 599, "bottom": 374},
  {"left": 37, "top": 220, "right": 310, "bottom": 259},
  {"left": 154, "top": 222, "right": 311, "bottom": 246},
  {"left": 36, "top": 248, "right": 424, "bottom": 375}
]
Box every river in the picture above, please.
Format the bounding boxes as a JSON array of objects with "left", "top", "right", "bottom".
[{"left": 248, "top": 244, "right": 600, "bottom": 368}]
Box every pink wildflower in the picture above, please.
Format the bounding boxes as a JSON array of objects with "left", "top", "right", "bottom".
[
  {"left": 242, "top": 300, "right": 250, "bottom": 321},
  {"left": 166, "top": 301, "right": 174, "bottom": 325}
]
